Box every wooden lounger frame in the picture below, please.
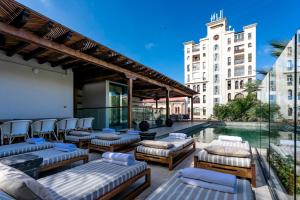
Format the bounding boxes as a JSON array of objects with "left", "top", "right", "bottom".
[
  {"left": 39, "top": 155, "right": 89, "bottom": 172},
  {"left": 135, "top": 141, "right": 195, "bottom": 170},
  {"left": 194, "top": 150, "right": 256, "bottom": 187},
  {"left": 66, "top": 138, "right": 91, "bottom": 148},
  {"left": 99, "top": 168, "right": 151, "bottom": 200},
  {"left": 89, "top": 139, "right": 140, "bottom": 153}
]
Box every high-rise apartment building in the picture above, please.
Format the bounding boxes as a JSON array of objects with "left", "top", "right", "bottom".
[{"left": 184, "top": 10, "right": 257, "bottom": 119}]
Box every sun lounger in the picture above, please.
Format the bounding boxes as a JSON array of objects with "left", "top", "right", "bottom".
[
  {"left": 135, "top": 134, "right": 195, "bottom": 170},
  {"left": 194, "top": 138, "right": 256, "bottom": 187},
  {"left": 64, "top": 131, "right": 96, "bottom": 148},
  {"left": 89, "top": 133, "right": 141, "bottom": 152},
  {"left": 146, "top": 170, "right": 254, "bottom": 200},
  {"left": 0, "top": 158, "right": 150, "bottom": 200}
]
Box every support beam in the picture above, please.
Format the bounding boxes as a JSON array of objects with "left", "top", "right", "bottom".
[
  {"left": 126, "top": 75, "right": 136, "bottom": 129},
  {"left": 0, "top": 22, "right": 191, "bottom": 96},
  {"left": 190, "top": 96, "right": 194, "bottom": 121},
  {"left": 9, "top": 10, "right": 30, "bottom": 28},
  {"left": 166, "top": 89, "right": 170, "bottom": 120}
]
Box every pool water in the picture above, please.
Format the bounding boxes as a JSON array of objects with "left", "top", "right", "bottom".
[{"left": 187, "top": 126, "right": 285, "bottom": 148}]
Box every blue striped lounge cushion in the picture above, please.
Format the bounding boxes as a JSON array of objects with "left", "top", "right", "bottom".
[
  {"left": 90, "top": 134, "right": 140, "bottom": 147},
  {"left": 38, "top": 159, "right": 147, "bottom": 200}
]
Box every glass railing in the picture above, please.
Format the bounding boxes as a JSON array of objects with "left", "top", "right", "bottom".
[{"left": 132, "top": 107, "right": 166, "bottom": 129}]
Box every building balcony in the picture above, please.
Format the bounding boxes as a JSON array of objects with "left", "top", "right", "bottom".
[
  {"left": 234, "top": 49, "right": 244, "bottom": 54},
  {"left": 234, "top": 60, "right": 245, "bottom": 65}
]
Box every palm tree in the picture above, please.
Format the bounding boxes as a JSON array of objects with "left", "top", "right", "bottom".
[{"left": 269, "top": 40, "right": 288, "bottom": 57}]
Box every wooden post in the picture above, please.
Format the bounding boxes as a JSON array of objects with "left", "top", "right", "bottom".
[
  {"left": 190, "top": 96, "right": 194, "bottom": 121},
  {"left": 166, "top": 89, "right": 170, "bottom": 120},
  {"left": 155, "top": 98, "right": 158, "bottom": 109},
  {"left": 126, "top": 75, "right": 136, "bottom": 129}
]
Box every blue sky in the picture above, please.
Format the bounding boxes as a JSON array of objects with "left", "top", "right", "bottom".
[{"left": 17, "top": 0, "right": 300, "bottom": 83}]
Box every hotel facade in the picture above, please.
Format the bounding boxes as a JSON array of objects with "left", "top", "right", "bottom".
[{"left": 184, "top": 11, "right": 257, "bottom": 119}]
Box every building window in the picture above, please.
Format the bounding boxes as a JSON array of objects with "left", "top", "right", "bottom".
[
  {"left": 214, "top": 98, "right": 220, "bottom": 104},
  {"left": 228, "top": 47, "right": 231, "bottom": 52},
  {"left": 203, "top": 72, "right": 206, "bottom": 81},
  {"left": 248, "top": 43, "right": 252, "bottom": 47},
  {"left": 187, "top": 75, "right": 190, "bottom": 82},
  {"left": 228, "top": 38, "right": 231, "bottom": 44},
  {"left": 240, "top": 80, "right": 244, "bottom": 89},
  {"left": 193, "top": 96, "right": 200, "bottom": 104},
  {"left": 248, "top": 78, "right": 252, "bottom": 83},
  {"left": 194, "top": 108, "right": 200, "bottom": 115},
  {"left": 193, "top": 63, "right": 200, "bottom": 71},
  {"left": 288, "top": 89, "right": 293, "bottom": 100},
  {"left": 235, "top": 81, "right": 239, "bottom": 89},
  {"left": 203, "top": 95, "right": 206, "bottom": 103},
  {"left": 234, "top": 66, "right": 245, "bottom": 76},
  {"left": 203, "top": 83, "right": 206, "bottom": 92},
  {"left": 214, "top": 74, "right": 219, "bottom": 83},
  {"left": 193, "top": 85, "right": 196, "bottom": 91},
  {"left": 234, "top": 32, "right": 244, "bottom": 42},
  {"left": 187, "top": 48, "right": 190, "bottom": 53},
  {"left": 248, "top": 65, "right": 252, "bottom": 75},
  {"left": 287, "top": 60, "right": 293, "bottom": 71},
  {"left": 214, "top": 86, "right": 219, "bottom": 95},
  {"left": 202, "top": 44, "right": 206, "bottom": 50},
  {"left": 248, "top": 32, "right": 252, "bottom": 40},
  {"left": 287, "top": 75, "right": 293, "bottom": 85},
  {"left": 227, "top": 80, "right": 231, "bottom": 90},
  {"left": 288, "top": 108, "right": 293, "bottom": 116},
  {"left": 227, "top": 57, "right": 231, "bottom": 65},
  {"left": 228, "top": 93, "right": 231, "bottom": 101},
  {"left": 187, "top": 64, "right": 190, "bottom": 72},
  {"left": 228, "top": 68, "right": 231, "bottom": 78},
  {"left": 192, "top": 55, "right": 200, "bottom": 62},
  {"left": 203, "top": 107, "right": 206, "bottom": 116},
  {"left": 203, "top": 53, "right": 206, "bottom": 57},
  {"left": 214, "top": 64, "right": 219, "bottom": 71},
  {"left": 203, "top": 62, "right": 206, "bottom": 70},
  {"left": 196, "top": 85, "right": 200, "bottom": 92},
  {"left": 248, "top": 53, "right": 252, "bottom": 62},
  {"left": 187, "top": 56, "right": 190, "bottom": 60},
  {"left": 287, "top": 47, "right": 293, "bottom": 56},
  {"left": 214, "top": 44, "right": 219, "bottom": 51},
  {"left": 214, "top": 53, "right": 219, "bottom": 61}
]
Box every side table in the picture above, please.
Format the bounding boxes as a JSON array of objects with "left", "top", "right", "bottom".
[{"left": 0, "top": 154, "right": 43, "bottom": 179}]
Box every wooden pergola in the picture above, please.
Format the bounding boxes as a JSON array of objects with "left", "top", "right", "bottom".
[{"left": 0, "top": 0, "right": 197, "bottom": 128}]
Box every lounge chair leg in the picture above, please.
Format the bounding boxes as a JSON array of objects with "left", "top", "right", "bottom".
[{"left": 168, "top": 156, "right": 173, "bottom": 170}]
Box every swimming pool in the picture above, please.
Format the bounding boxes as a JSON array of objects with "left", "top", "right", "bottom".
[{"left": 186, "top": 125, "right": 288, "bottom": 148}]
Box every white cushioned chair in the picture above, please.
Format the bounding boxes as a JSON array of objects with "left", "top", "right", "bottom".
[
  {"left": 0, "top": 120, "right": 32, "bottom": 145},
  {"left": 31, "top": 119, "right": 57, "bottom": 140}
]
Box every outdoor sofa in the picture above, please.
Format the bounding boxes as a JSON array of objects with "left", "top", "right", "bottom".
[
  {"left": 135, "top": 133, "right": 195, "bottom": 170},
  {"left": 0, "top": 140, "right": 88, "bottom": 173},
  {"left": 0, "top": 156, "right": 150, "bottom": 200},
  {"left": 194, "top": 136, "right": 256, "bottom": 187}
]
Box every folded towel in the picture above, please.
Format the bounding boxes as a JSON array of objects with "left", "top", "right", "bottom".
[
  {"left": 179, "top": 168, "right": 236, "bottom": 188},
  {"left": 26, "top": 138, "right": 45, "bottom": 144},
  {"left": 102, "top": 158, "right": 135, "bottom": 166},
  {"left": 180, "top": 177, "right": 236, "bottom": 193},
  {"left": 218, "top": 135, "right": 243, "bottom": 142},
  {"left": 53, "top": 143, "right": 76, "bottom": 152},
  {"left": 169, "top": 133, "right": 187, "bottom": 139},
  {"left": 102, "top": 152, "right": 134, "bottom": 162},
  {"left": 280, "top": 140, "right": 300, "bottom": 147},
  {"left": 96, "top": 134, "right": 121, "bottom": 140},
  {"left": 102, "top": 128, "right": 116, "bottom": 133},
  {"left": 141, "top": 140, "right": 174, "bottom": 149},
  {"left": 127, "top": 130, "right": 141, "bottom": 135},
  {"left": 69, "top": 131, "right": 90, "bottom": 137},
  {"left": 205, "top": 145, "right": 251, "bottom": 158}
]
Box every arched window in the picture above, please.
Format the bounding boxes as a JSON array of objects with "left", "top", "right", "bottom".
[
  {"left": 197, "top": 85, "right": 200, "bottom": 92},
  {"left": 235, "top": 93, "right": 244, "bottom": 99},
  {"left": 228, "top": 93, "right": 231, "bottom": 101},
  {"left": 194, "top": 108, "right": 200, "bottom": 115},
  {"left": 235, "top": 81, "right": 239, "bottom": 89},
  {"left": 240, "top": 80, "right": 244, "bottom": 89},
  {"left": 248, "top": 43, "right": 252, "bottom": 47},
  {"left": 203, "top": 95, "right": 206, "bottom": 103},
  {"left": 288, "top": 108, "right": 293, "bottom": 116},
  {"left": 193, "top": 96, "right": 200, "bottom": 104},
  {"left": 248, "top": 65, "right": 252, "bottom": 75},
  {"left": 227, "top": 80, "right": 231, "bottom": 90},
  {"left": 193, "top": 85, "right": 196, "bottom": 91},
  {"left": 228, "top": 69, "right": 231, "bottom": 78},
  {"left": 288, "top": 89, "right": 293, "bottom": 100},
  {"left": 203, "top": 107, "right": 206, "bottom": 116}
]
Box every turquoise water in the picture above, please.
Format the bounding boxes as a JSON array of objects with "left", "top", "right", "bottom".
[{"left": 187, "top": 126, "right": 284, "bottom": 148}]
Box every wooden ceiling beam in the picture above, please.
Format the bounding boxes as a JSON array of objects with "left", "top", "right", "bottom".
[
  {"left": 6, "top": 21, "right": 53, "bottom": 57},
  {"left": 0, "top": 22, "right": 192, "bottom": 97},
  {"left": 9, "top": 9, "right": 30, "bottom": 29}
]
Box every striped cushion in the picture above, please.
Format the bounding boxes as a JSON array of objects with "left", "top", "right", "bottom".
[
  {"left": 29, "top": 148, "right": 88, "bottom": 167},
  {"left": 0, "top": 191, "right": 14, "bottom": 200},
  {"left": 65, "top": 135, "right": 95, "bottom": 142},
  {"left": 146, "top": 172, "right": 253, "bottom": 200},
  {"left": 197, "top": 149, "right": 251, "bottom": 168},
  {"left": 38, "top": 159, "right": 147, "bottom": 200},
  {"left": 0, "top": 142, "right": 54, "bottom": 158},
  {"left": 211, "top": 140, "right": 250, "bottom": 151},
  {"left": 91, "top": 134, "right": 140, "bottom": 147},
  {"left": 136, "top": 137, "right": 194, "bottom": 157}
]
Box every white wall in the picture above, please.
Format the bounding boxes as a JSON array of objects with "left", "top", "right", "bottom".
[{"left": 0, "top": 52, "right": 73, "bottom": 119}]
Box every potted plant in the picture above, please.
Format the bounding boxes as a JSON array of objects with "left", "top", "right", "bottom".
[
  {"left": 165, "top": 118, "right": 173, "bottom": 127},
  {"left": 139, "top": 120, "right": 150, "bottom": 132}
]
